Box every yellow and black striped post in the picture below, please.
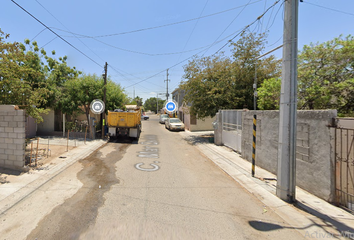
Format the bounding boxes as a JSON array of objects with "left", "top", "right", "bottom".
[{"left": 252, "top": 114, "right": 257, "bottom": 177}]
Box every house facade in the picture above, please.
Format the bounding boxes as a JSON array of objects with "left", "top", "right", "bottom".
[{"left": 171, "top": 88, "right": 215, "bottom": 132}]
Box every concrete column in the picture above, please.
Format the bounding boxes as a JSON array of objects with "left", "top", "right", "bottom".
[
  {"left": 214, "top": 111, "right": 223, "bottom": 146},
  {"left": 0, "top": 105, "right": 26, "bottom": 171}
]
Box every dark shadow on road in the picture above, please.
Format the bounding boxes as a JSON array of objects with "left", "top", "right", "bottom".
[
  {"left": 295, "top": 201, "right": 354, "bottom": 238},
  {"left": 0, "top": 167, "right": 22, "bottom": 178},
  {"left": 183, "top": 134, "right": 214, "bottom": 146},
  {"left": 248, "top": 203, "right": 354, "bottom": 238},
  {"left": 249, "top": 221, "right": 286, "bottom": 231},
  {"left": 248, "top": 218, "right": 353, "bottom": 239},
  {"left": 108, "top": 136, "right": 138, "bottom": 144}
]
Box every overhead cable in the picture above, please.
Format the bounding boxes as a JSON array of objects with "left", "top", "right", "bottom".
[
  {"left": 125, "top": 0, "right": 283, "bottom": 88},
  {"left": 303, "top": 2, "right": 354, "bottom": 17},
  {"left": 53, "top": 0, "right": 263, "bottom": 39},
  {"left": 212, "top": 0, "right": 282, "bottom": 56},
  {"left": 11, "top": 0, "right": 103, "bottom": 68}
]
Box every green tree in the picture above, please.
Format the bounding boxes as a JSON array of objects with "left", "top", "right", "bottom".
[
  {"left": 0, "top": 29, "right": 49, "bottom": 122},
  {"left": 257, "top": 78, "right": 281, "bottom": 110},
  {"left": 181, "top": 54, "right": 233, "bottom": 118},
  {"left": 257, "top": 35, "right": 354, "bottom": 116},
  {"left": 105, "top": 79, "right": 128, "bottom": 111},
  {"left": 230, "top": 32, "right": 281, "bottom": 110},
  {"left": 129, "top": 96, "right": 143, "bottom": 106},
  {"left": 60, "top": 74, "right": 128, "bottom": 124},
  {"left": 43, "top": 52, "right": 82, "bottom": 110},
  {"left": 60, "top": 74, "right": 104, "bottom": 125},
  {"left": 144, "top": 97, "right": 165, "bottom": 113},
  {"left": 180, "top": 32, "right": 280, "bottom": 118},
  {"left": 298, "top": 35, "right": 354, "bottom": 114}
]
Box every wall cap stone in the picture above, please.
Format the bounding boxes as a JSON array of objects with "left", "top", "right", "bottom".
[{"left": 0, "top": 105, "right": 18, "bottom": 111}]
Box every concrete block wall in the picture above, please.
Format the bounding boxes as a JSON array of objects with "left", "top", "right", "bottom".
[
  {"left": 241, "top": 110, "right": 337, "bottom": 202},
  {"left": 0, "top": 105, "right": 26, "bottom": 171}
]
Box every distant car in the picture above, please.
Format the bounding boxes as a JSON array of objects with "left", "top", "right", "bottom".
[
  {"left": 141, "top": 114, "right": 149, "bottom": 120},
  {"left": 165, "top": 118, "right": 185, "bottom": 131},
  {"left": 159, "top": 114, "right": 169, "bottom": 124}
]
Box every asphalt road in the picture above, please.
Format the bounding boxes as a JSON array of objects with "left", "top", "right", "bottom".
[{"left": 1, "top": 115, "right": 305, "bottom": 239}]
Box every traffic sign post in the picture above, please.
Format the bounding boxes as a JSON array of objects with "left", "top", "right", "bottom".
[{"left": 90, "top": 99, "right": 105, "bottom": 139}]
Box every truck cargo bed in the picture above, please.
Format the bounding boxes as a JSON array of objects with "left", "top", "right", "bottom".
[{"left": 107, "top": 111, "right": 141, "bottom": 128}]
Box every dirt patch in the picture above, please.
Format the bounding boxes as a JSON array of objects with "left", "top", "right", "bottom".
[
  {"left": 0, "top": 173, "right": 9, "bottom": 184},
  {"left": 0, "top": 143, "right": 76, "bottom": 183},
  {"left": 25, "top": 143, "right": 75, "bottom": 168},
  {"left": 26, "top": 142, "right": 129, "bottom": 240}
]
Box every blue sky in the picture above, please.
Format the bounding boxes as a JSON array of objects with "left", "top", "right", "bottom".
[{"left": 1, "top": 0, "right": 353, "bottom": 103}]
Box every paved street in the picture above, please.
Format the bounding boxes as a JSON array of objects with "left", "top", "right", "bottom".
[{"left": 0, "top": 115, "right": 307, "bottom": 239}]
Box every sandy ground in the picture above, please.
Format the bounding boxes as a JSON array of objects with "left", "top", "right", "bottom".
[
  {"left": 0, "top": 138, "right": 81, "bottom": 185},
  {"left": 25, "top": 143, "right": 76, "bottom": 167}
]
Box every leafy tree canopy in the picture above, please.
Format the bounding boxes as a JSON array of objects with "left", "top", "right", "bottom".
[
  {"left": 257, "top": 35, "right": 354, "bottom": 116},
  {"left": 128, "top": 96, "right": 143, "bottom": 106},
  {"left": 144, "top": 97, "right": 165, "bottom": 113},
  {"left": 0, "top": 29, "right": 49, "bottom": 122},
  {"left": 180, "top": 32, "right": 281, "bottom": 118}
]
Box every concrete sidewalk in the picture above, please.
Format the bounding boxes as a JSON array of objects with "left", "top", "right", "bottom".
[
  {"left": 0, "top": 138, "right": 107, "bottom": 216},
  {"left": 181, "top": 130, "right": 354, "bottom": 239}
]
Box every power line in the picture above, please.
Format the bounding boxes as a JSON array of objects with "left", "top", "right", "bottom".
[
  {"left": 176, "top": 0, "right": 209, "bottom": 62},
  {"left": 40, "top": 36, "right": 57, "bottom": 48},
  {"left": 31, "top": 28, "right": 47, "bottom": 41},
  {"left": 55, "top": 0, "right": 263, "bottom": 39},
  {"left": 125, "top": 0, "right": 283, "bottom": 89},
  {"left": 264, "top": 0, "right": 284, "bottom": 32},
  {"left": 61, "top": 28, "right": 242, "bottom": 56},
  {"left": 201, "top": 0, "right": 254, "bottom": 57},
  {"left": 261, "top": 0, "right": 268, "bottom": 32},
  {"left": 303, "top": 2, "right": 354, "bottom": 17},
  {"left": 109, "top": 65, "right": 163, "bottom": 89},
  {"left": 34, "top": 0, "right": 105, "bottom": 63},
  {"left": 212, "top": 0, "right": 282, "bottom": 56},
  {"left": 10, "top": 0, "right": 103, "bottom": 68},
  {"left": 166, "top": 0, "right": 209, "bottom": 93}
]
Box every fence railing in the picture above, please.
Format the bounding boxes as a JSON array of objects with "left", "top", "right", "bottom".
[{"left": 335, "top": 127, "right": 354, "bottom": 213}]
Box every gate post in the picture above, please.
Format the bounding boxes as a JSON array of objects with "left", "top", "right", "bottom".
[
  {"left": 252, "top": 114, "right": 257, "bottom": 177},
  {"left": 214, "top": 111, "right": 223, "bottom": 146}
]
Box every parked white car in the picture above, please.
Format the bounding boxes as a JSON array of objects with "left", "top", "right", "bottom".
[
  {"left": 159, "top": 114, "right": 169, "bottom": 124},
  {"left": 141, "top": 114, "right": 149, "bottom": 120},
  {"left": 165, "top": 118, "right": 185, "bottom": 131}
]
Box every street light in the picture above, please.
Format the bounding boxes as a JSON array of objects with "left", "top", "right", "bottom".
[{"left": 156, "top": 93, "right": 165, "bottom": 114}]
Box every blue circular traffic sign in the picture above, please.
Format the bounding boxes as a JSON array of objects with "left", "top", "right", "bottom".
[{"left": 165, "top": 101, "right": 177, "bottom": 113}]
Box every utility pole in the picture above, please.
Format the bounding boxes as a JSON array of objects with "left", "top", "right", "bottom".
[
  {"left": 164, "top": 69, "right": 170, "bottom": 101},
  {"left": 276, "top": 0, "right": 299, "bottom": 203},
  {"left": 102, "top": 62, "right": 107, "bottom": 139}
]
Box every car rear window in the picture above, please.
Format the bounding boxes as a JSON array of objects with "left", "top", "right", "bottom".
[{"left": 170, "top": 119, "right": 181, "bottom": 123}]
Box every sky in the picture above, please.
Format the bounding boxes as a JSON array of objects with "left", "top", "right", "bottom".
[{"left": 1, "top": 0, "right": 353, "bottom": 103}]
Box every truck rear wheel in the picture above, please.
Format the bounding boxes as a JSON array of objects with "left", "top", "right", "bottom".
[{"left": 135, "top": 125, "right": 141, "bottom": 140}]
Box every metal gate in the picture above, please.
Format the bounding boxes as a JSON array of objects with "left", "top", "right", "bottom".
[
  {"left": 221, "top": 110, "right": 242, "bottom": 153},
  {"left": 335, "top": 127, "right": 354, "bottom": 213}
]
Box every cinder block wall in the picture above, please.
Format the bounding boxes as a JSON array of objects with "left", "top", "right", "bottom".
[
  {"left": 0, "top": 105, "right": 26, "bottom": 171},
  {"left": 241, "top": 110, "right": 337, "bottom": 202}
]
